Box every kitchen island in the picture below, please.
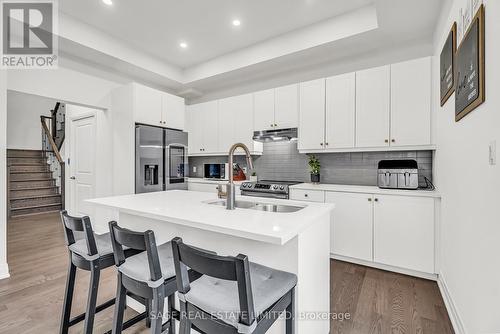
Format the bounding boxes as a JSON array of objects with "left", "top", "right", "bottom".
[{"left": 88, "top": 190, "right": 333, "bottom": 334}]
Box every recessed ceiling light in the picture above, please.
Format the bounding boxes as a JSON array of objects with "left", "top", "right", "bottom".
[
  {"left": 179, "top": 42, "right": 188, "bottom": 49},
  {"left": 232, "top": 19, "right": 241, "bottom": 27},
  {"left": 102, "top": 0, "right": 113, "bottom": 6}
]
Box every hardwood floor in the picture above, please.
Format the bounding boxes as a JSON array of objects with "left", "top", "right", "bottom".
[{"left": 0, "top": 212, "right": 454, "bottom": 334}]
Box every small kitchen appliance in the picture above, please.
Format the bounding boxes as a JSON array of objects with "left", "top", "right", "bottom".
[
  {"left": 377, "top": 160, "right": 419, "bottom": 190},
  {"left": 203, "top": 163, "right": 229, "bottom": 180}
]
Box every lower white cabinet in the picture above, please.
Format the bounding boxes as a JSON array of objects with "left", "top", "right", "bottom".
[
  {"left": 325, "top": 192, "right": 373, "bottom": 262},
  {"left": 373, "top": 195, "right": 435, "bottom": 273},
  {"left": 187, "top": 181, "right": 240, "bottom": 195},
  {"left": 292, "top": 187, "right": 437, "bottom": 276}
]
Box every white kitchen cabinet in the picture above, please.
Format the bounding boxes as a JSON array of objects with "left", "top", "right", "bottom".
[
  {"left": 253, "top": 89, "right": 275, "bottom": 131},
  {"left": 390, "top": 57, "right": 431, "bottom": 147},
  {"left": 298, "top": 79, "right": 326, "bottom": 151},
  {"left": 289, "top": 188, "right": 325, "bottom": 203},
  {"left": 133, "top": 83, "right": 163, "bottom": 126},
  {"left": 326, "top": 191, "right": 373, "bottom": 261},
  {"left": 355, "top": 65, "right": 391, "bottom": 148},
  {"left": 373, "top": 195, "right": 435, "bottom": 273},
  {"left": 133, "top": 83, "right": 185, "bottom": 130},
  {"left": 254, "top": 84, "right": 298, "bottom": 131},
  {"left": 325, "top": 73, "right": 356, "bottom": 149},
  {"left": 274, "top": 84, "right": 299, "bottom": 129},
  {"left": 162, "top": 93, "right": 185, "bottom": 130},
  {"left": 218, "top": 94, "right": 261, "bottom": 154},
  {"left": 188, "top": 181, "right": 240, "bottom": 194},
  {"left": 186, "top": 101, "right": 219, "bottom": 155}
]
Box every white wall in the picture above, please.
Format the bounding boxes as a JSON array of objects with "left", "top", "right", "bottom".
[
  {"left": 433, "top": 1, "right": 500, "bottom": 333},
  {"left": 0, "top": 70, "right": 8, "bottom": 279},
  {"left": 7, "top": 91, "right": 58, "bottom": 150}
]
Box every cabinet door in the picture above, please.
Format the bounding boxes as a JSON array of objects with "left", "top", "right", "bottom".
[
  {"left": 390, "top": 57, "right": 431, "bottom": 147},
  {"left": 325, "top": 73, "right": 356, "bottom": 149},
  {"left": 355, "top": 66, "right": 390, "bottom": 148},
  {"left": 326, "top": 192, "right": 373, "bottom": 261},
  {"left": 162, "top": 93, "right": 185, "bottom": 130},
  {"left": 298, "top": 79, "right": 326, "bottom": 150},
  {"left": 186, "top": 104, "right": 203, "bottom": 154},
  {"left": 218, "top": 94, "right": 254, "bottom": 153},
  {"left": 275, "top": 84, "right": 299, "bottom": 129},
  {"left": 254, "top": 89, "right": 275, "bottom": 131},
  {"left": 373, "top": 195, "right": 435, "bottom": 273},
  {"left": 200, "top": 101, "right": 219, "bottom": 153},
  {"left": 133, "top": 84, "right": 162, "bottom": 126}
]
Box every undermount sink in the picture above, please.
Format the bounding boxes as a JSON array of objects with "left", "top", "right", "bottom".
[{"left": 205, "top": 199, "right": 305, "bottom": 213}]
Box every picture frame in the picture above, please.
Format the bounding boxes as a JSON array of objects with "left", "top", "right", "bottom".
[
  {"left": 455, "top": 4, "right": 485, "bottom": 122},
  {"left": 440, "top": 22, "right": 457, "bottom": 106}
]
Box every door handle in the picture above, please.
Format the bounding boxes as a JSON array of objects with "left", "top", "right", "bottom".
[{"left": 70, "top": 176, "right": 76, "bottom": 180}]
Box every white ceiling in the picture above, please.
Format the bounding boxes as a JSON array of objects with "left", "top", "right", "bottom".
[{"left": 59, "top": 0, "right": 373, "bottom": 68}]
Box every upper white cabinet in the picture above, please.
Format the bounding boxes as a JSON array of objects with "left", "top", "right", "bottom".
[
  {"left": 373, "top": 195, "right": 435, "bottom": 273},
  {"left": 326, "top": 191, "right": 373, "bottom": 261},
  {"left": 254, "top": 84, "right": 299, "bottom": 131},
  {"left": 390, "top": 57, "right": 431, "bottom": 147},
  {"left": 162, "top": 94, "right": 185, "bottom": 130},
  {"left": 326, "top": 73, "right": 356, "bottom": 149},
  {"left": 274, "top": 84, "right": 299, "bottom": 129},
  {"left": 355, "top": 65, "right": 391, "bottom": 148},
  {"left": 132, "top": 83, "right": 185, "bottom": 130},
  {"left": 254, "top": 89, "right": 275, "bottom": 131},
  {"left": 298, "top": 79, "right": 326, "bottom": 151},
  {"left": 186, "top": 101, "right": 219, "bottom": 154},
  {"left": 218, "top": 94, "right": 259, "bottom": 153},
  {"left": 133, "top": 83, "right": 163, "bottom": 126}
]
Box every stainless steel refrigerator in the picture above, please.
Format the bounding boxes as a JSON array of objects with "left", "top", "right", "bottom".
[{"left": 135, "top": 124, "right": 188, "bottom": 193}]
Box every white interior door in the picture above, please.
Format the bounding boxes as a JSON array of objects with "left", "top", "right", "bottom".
[{"left": 69, "top": 115, "right": 96, "bottom": 218}]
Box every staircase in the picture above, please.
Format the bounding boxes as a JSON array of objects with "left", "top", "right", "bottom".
[{"left": 7, "top": 150, "right": 63, "bottom": 217}]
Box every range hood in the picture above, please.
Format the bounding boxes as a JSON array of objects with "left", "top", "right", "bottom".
[{"left": 253, "top": 128, "right": 298, "bottom": 142}]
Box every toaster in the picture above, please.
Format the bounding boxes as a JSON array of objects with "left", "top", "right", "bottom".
[{"left": 377, "top": 160, "right": 419, "bottom": 190}]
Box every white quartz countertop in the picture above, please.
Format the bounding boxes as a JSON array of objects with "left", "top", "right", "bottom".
[
  {"left": 290, "top": 183, "right": 440, "bottom": 198},
  {"left": 87, "top": 190, "right": 334, "bottom": 245}
]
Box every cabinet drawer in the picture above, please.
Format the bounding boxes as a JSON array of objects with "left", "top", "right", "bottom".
[{"left": 290, "top": 189, "right": 324, "bottom": 202}]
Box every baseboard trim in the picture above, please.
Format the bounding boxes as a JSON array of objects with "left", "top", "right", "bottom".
[
  {"left": 437, "top": 274, "right": 466, "bottom": 334},
  {"left": 0, "top": 262, "right": 10, "bottom": 280},
  {"left": 331, "top": 254, "right": 438, "bottom": 281}
]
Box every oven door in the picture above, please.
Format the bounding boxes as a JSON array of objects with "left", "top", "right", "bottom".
[{"left": 241, "top": 191, "right": 288, "bottom": 200}]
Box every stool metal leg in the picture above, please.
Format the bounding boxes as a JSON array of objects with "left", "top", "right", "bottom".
[
  {"left": 60, "top": 259, "right": 77, "bottom": 334},
  {"left": 112, "top": 272, "right": 127, "bottom": 334},
  {"left": 150, "top": 287, "right": 165, "bottom": 334},
  {"left": 83, "top": 260, "right": 101, "bottom": 334},
  {"left": 146, "top": 298, "right": 152, "bottom": 328},
  {"left": 286, "top": 289, "right": 295, "bottom": 334}
]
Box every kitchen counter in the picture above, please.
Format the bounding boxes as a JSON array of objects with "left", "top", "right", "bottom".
[
  {"left": 88, "top": 190, "right": 333, "bottom": 333},
  {"left": 291, "top": 183, "right": 440, "bottom": 198},
  {"left": 88, "top": 190, "right": 333, "bottom": 245}
]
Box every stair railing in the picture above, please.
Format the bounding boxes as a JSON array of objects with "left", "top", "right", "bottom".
[{"left": 41, "top": 116, "right": 65, "bottom": 210}]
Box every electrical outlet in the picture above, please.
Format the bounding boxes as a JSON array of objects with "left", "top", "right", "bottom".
[
  {"left": 193, "top": 166, "right": 197, "bottom": 173},
  {"left": 243, "top": 167, "right": 248, "bottom": 174},
  {"left": 489, "top": 140, "right": 497, "bottom": 165}
]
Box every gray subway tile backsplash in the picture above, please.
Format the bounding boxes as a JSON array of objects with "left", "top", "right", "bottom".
[{"left": 189, "top": 141, "right": 433, "bottom": 187}]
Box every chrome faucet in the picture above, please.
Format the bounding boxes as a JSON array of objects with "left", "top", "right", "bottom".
[{"left": 226, "top": 143, "right": 254, "bottom": 210}]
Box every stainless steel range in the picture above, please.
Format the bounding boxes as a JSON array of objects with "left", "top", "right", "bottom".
[{"left": 240, "top": 180, "right": 302, "bottom": 199}]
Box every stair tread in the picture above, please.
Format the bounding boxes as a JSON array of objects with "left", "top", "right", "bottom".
[
  {"left": 10, "top": 194, "right": 61, "bottom": 200},
  {"left": 10, "top": 171, "right": 50, "bottom": 174},
  {"left": 11, "top": 186, "right": 58, "bottom": 190},
  {"left": 11, "top": 202, "right": 62, "bottom": 211},
  {"left": 10, "top": 178, "right": 53, "bottom": 181}
]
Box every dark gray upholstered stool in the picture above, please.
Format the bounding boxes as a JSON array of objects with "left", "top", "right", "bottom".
[
  {"left": 108, "top": 221, "right": 179, "bottom": 334},
  {"left": 172, "top": 237, "right": 297, "bottom": 334},
  {"left": 59, "top": 211, "right": 147, "bottom": 334}
]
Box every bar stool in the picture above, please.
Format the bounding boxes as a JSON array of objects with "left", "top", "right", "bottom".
[
  {"left": 108, "top": 221, "right": 179, "bottom": 334},
  {"left": 59, "top": 211, "right": 148, "bottom": 334},
  {"left": 171, "top": 237, "right": 297, "bottom": 334}
]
